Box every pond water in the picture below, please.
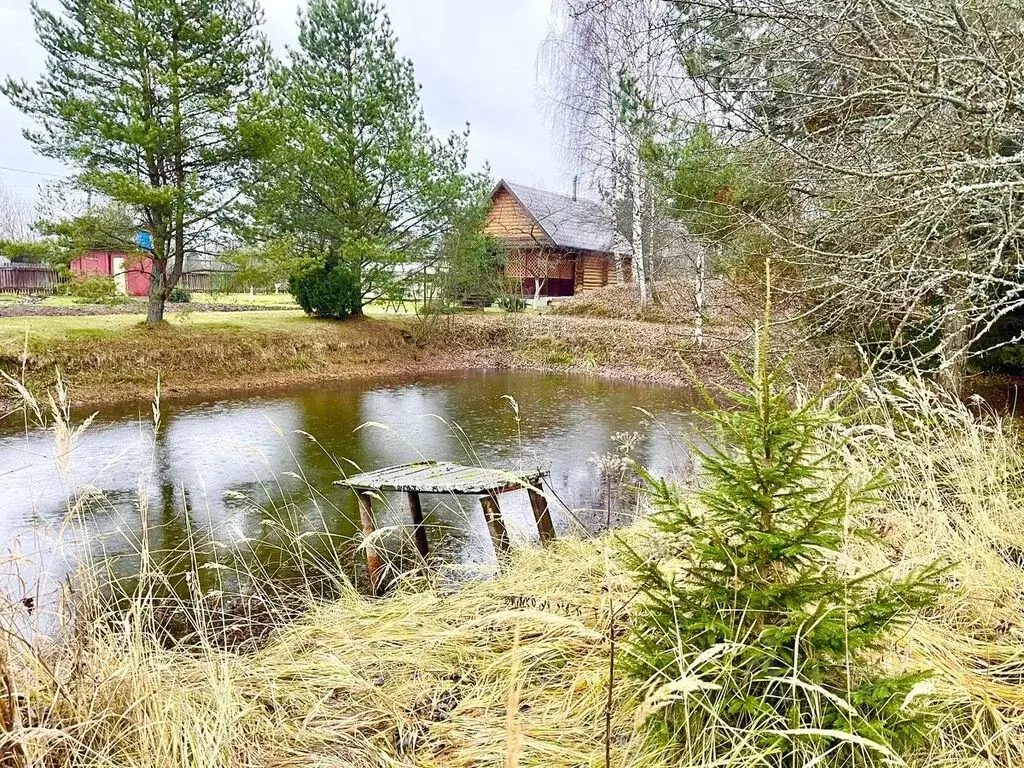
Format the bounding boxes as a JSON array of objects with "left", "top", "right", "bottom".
[{"left": 0, "top": 370, "right": 700, "bottom": 601}]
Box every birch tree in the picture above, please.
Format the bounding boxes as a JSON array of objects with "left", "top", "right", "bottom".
[
  {"left": 0, "top": 186, "right": 35, "bottom": 243},
  {"left": 541, "top": 0, "right": 692, "bottom": 304}
]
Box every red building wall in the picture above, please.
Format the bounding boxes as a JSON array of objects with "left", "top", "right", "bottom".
[
  {"left": 123, "top": 261, "right": 151, "bottom": 297},
  {"left": 70, "top": 251, "right": 153, "bottom": 297},
  {"left": 71, "top": 251, "right": 116, "bottom": 276}
]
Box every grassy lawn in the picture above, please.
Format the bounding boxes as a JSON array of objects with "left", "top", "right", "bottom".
[
  {"left": 0, "top": 294, "right": 81, "bottom": 307},
  {"left": 0, "top": 308, "right": 314, "bottom": 345},
  {"left": 189, "top": 291, "right": 299, "bottom": 307},
  {"left": 0, "top": 292, "right": 422, "bottom": 346},
  {"left": 0, "top": 300, "right": 548, "bottom": 353},
  {"left": 0, "top": 291, "right": 300, "bottom": 309},
  {"left": 0, "top": 301, "right": 463, "bottom": 356},
  {"left": 0, "top": 290, "right": 532, "bottom": 322}
]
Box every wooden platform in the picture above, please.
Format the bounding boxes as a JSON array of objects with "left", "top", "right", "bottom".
[
  {"left": 335, "top": 461, "right": 555, "bottom": 595},
  {"left": 337, "top": 461, "right": 546, "bottom": 495}
]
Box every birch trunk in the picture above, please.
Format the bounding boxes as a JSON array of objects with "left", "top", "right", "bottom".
[
  {"left": 694, "top": 249, "right": 706, "bottom": 347},
  {"left": 646, "top": 183, "right": 656, "bottom": 301},
  {"left": 631, "top": 163, "right": 648, "bottom": 304}
]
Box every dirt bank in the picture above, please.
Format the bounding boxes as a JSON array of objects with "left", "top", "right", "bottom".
[
  {"left": 0, "top": 310, "right": 748, "bottom": 408},
  {"left": 0, "top": 314, "right": 443, "bottom": 405},
  {"left": 449, "top": 312, "right": 745, "bottom": 385}
]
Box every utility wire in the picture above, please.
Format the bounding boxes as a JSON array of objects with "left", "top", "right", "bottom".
[{"left": 0, "top": 165, "right": 69, "bottom": 178}]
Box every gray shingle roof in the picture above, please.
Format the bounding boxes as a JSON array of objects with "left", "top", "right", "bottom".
[{"left": 500, "top": 180, "right": 632, "bottom": 255}]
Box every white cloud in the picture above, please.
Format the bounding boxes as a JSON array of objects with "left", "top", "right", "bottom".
[{"left": 0, "top": 0, "right": 570, "bottom": 210}]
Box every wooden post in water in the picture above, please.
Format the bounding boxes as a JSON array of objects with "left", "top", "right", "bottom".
[
  {"left": 528, "top": 487, "right": 556, "bottom": 543},
  {"left": 357, "top": 491, "right": 385, "bottom": 596},
  {"left": 480, "top": 492, "right": 511, "bottom": 555},
  {"left": 407, "top": 491, "right": 429, "bottom": 558}
]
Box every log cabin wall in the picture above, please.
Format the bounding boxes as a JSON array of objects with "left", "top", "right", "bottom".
[
  {"left": 579, "top": 253, "right": 609, "bottom": 291},
  {"left": 483, "top": 187, "right": 552, "bottom": 248},
  {"left": 608, "top": 256, "right": 632, "bottom": 284}
]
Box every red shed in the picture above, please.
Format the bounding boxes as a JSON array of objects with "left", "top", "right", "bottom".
[{"left": 71, "top": 251, "right": 152, "bottom": 297}]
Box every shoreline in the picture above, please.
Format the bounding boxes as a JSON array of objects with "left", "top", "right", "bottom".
[
  {"left": 70, "top": 358, "right": 702, "bottom": 410},
  {"left": 2, "top": 307, "right": 1010, "bottom": 412},
  {"left": 0, "top": 311, "right": 713, "bottom": 409}
]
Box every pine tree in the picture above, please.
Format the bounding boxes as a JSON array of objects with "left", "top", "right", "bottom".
[
  {"left": 3, "top": 0, "right": 270, "bottom": 325},
  {"left": 623, "top": 317, "right": 946, "bottom": 766},
  {"left": 251, "top": 0, "right": 473, "bottom": 315}
]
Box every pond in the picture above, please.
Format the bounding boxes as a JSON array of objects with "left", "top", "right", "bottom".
[{"left": 0, "top": 370, "right": 701, "bottom": 602}]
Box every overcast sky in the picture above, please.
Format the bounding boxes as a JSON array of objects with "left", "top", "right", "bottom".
[{"left": 0, "top": 0, "right": 569, "bottom": 211}]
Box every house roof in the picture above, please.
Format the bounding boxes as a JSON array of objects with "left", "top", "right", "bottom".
[{"left": 495, "top": 180, "right": 631, "bottom": 255}]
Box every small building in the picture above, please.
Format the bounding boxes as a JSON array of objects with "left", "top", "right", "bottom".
[
  {"left": 484, "top": 179, "right": 631, "bottom": 298},
  {"left": 71, "top": 251, "right": 152, "bottom": 297}
]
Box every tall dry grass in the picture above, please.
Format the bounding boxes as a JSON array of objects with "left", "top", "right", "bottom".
[
  {"left": 3, "top": 538, "right": 650, "bottom": 767},
  {"left": 844, "top": 379, "right": 1024, "bottom": 766},
  {"left": 0, "top": 374, "right": 1020, "bottom": 766}
]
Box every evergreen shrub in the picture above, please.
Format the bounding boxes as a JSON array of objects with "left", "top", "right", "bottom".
[
  {"left": 290, "top": 263, "right": 361, "bottom": 319},
  {"left": 623, "top": 321, "right": 946, "bottom": 767}
]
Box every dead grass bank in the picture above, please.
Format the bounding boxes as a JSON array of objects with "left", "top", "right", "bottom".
[
  {"left": 450, "top": 311, "right": 735, "bottom": 383},
  {"left": 0, "top": 305, "right": 842, "bottom": 409},
  {"left": 445, "top": 311, "right": 838, "bottom": 391},
  {"left": 0, "top": 310, "right": 741, "bottom": 407},
  {"left": 550, "top": 278, "right": 735, "bottom": 324},
  {"left": 0, "top": 311, "right": 468, "bottom": 405},
  {"left": 9, "top": 540, "right": 647, "bottom": 768}
]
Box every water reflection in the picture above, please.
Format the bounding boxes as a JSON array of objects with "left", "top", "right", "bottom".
[{"left": 0, "top": 370, "right": 699, "bottom": 596}]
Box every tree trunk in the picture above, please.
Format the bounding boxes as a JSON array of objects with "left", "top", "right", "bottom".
[
  {"left": 646, "top": 184, "right": 656, "bottom": 301},
  {"left": 631, "top": 162, "right": 648, "bottom": 305},
  {"left": 146, "top": 291, "right": 165, "bottom": 326},
  {"left": 694, "top": 249, "right": 706, "bottom": 348},
  {"left": 938, "top": 307, "right": 969, "bottom": 393},
  {"left": 146, "top": 259, "right": 167, "bottom": 327}
]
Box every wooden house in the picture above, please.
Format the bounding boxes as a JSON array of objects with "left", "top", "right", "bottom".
[{"left": 484, "top": 179, "right": 631, "bottom": 298}]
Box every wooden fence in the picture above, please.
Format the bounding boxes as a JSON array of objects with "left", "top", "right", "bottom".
[
  {"left": 0, "top": 265, "right": 67, "bottom": 295},
  {"left": 0, "top": 265, "right": 268, "bottom": 296},
  {"left": 178, "top": 272, "right": 214, "bottom": 293},
  {"left": 178, "top": 271, "right": 278, "bottom": 294}
]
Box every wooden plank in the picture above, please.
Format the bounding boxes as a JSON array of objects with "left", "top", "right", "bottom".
[
  {"left": 480, "top": 492, "right": 511, "bottom": 555},
  {"left": 357, "top": 491, "right": 385, "bottom": 597},
  {"left": 337, "top": 462, "right": 437, "bottom": 489},
  {"left": 336, "top": 461, "right": 547, "bottom": 495},
  {"left": 407, "top": 491, "right": 429, "bottom": 558},
  {"left": 528, "top": 487, "right": 556, "bottom": 543}
]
